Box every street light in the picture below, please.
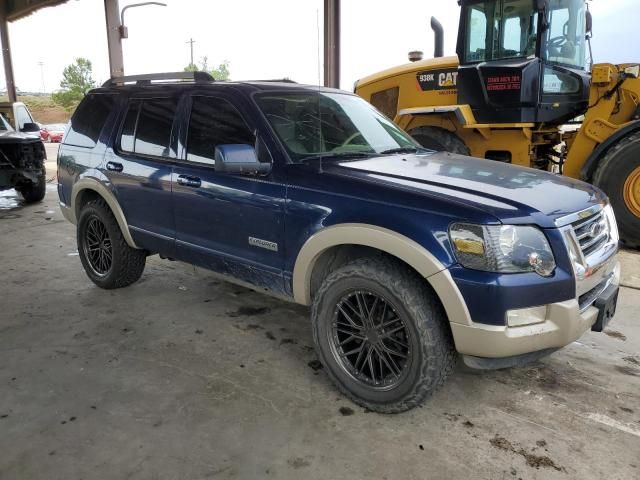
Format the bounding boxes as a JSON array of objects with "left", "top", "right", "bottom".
[{"left": 119, "top": 2, "right": 167, "bottom": 39}]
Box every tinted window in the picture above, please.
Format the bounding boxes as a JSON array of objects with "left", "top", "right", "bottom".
[
  {"left": 119, "top": 100, "right": 139, "bottom": 152},
  {"left": 186, "top": 96, "right": 254, "bottom": 165},
  {"left": 65, "top": 94, "right": 117, "bottom": 148},
  {"left": 134, "top": 99, "right": 177, "bottom": 157}
]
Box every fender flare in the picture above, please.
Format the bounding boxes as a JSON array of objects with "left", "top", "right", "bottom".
[
  {"left": 70, "top": 178, "right": 140, "bottom": 249},
  {"left": 580, "top": 119, "right": 640, "bottom": 181},
  {"left": 291, "top": 223, "right": 472, "bottom": 325}
]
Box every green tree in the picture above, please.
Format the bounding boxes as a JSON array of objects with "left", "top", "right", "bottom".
[
  {"left": 52, "top": 58, "right": 96, "bottom": 110},
  {"left": 184, "top": 56, "right": 230, "bottom": 81}
]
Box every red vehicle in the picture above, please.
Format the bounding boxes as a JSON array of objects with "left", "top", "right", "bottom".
[{"left": 43, "top": 123, "right": 66, "bottom": 142}]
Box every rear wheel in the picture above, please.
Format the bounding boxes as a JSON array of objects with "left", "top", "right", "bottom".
[
  {"left": 593, "top": 131, "right": 640, "bottom": 248},
  {"left": 18, "top": 175, "right": 46, "bottom": 203},
  {"left": 409, "top": 126, "right": 470, "bottom": 156},
  {"left": 311, "top": 257, "right": 456, "bottom": 413},
  {"left": 77, "top": 199, "right": 146, "bottom": 289}
]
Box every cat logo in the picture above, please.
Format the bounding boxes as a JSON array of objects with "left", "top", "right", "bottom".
[
  {"left": 417, "top": 68, "right": 459, "bottom": 92},
  {"left": 438, "top": 71, "right": 458, "bottom": 88}
]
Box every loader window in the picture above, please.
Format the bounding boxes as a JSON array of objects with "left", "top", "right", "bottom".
[
  {"left": 462, "top": 0, "right": 538, "bottom": 63},
  {"left": 543, "top": 0, "right": 587, "bottom": 69}
]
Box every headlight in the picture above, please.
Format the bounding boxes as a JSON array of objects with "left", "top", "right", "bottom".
[{"left": 449, "top": 223, "right": 556, "bottom": 276}]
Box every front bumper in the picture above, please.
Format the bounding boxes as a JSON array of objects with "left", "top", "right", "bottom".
[{"left": 450, "top": 260, "right": 620, "bottom": 358}]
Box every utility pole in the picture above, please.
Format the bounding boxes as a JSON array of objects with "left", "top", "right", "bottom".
[
  {"left": 186, "top": 38, "right": 195, "bottom": 67},
  {"left": 38, "top": 61, "right": 45, "bottom": 94}
]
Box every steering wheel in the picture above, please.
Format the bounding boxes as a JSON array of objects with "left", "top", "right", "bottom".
[
  {"left": 340, "top": 132, "right": 365, "bottom": 148},
  {"left": 547, "top": 35, "right": 567, "bottom": 56}
]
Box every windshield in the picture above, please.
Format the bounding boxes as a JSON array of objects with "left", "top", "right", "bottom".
[
  {"left": 255, "top": 91, "right": 420, "bottom": 163},
  {"left": 463, "top": 0, "right": 539, "bottom": 63},
  {"left": 543, "top": 0, "right": 587, "bottom": 69}
]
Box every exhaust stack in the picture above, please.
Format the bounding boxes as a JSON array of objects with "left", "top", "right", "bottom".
[{"left": 431, "top": 16, "right": 444, "bottom": 58}]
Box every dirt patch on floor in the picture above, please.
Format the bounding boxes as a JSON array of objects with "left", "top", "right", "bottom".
[
  {"left": 604, "top": 330, "right": 627, "bottom": 341},
  {"left": 490, "top": 435, "right": 565, "bottom": 472}
]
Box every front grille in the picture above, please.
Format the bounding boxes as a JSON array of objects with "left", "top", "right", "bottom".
[
  {"left": 571, "top": 210, "right": 610, "bottom": 258},
  {"left": 578, "top": 274, "right": 613, "bottom": 312}
]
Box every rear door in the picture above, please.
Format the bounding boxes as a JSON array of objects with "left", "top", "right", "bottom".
[
  {"left": 172, "top": 93, "right": 286, "bottom": 294},
  {"left": 104, "top": 94, "right": 178, "bottom": 255}
]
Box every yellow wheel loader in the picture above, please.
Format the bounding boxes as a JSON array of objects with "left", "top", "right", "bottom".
[{"left": 355, "top": 0, "right": 640, "bottom": 247}]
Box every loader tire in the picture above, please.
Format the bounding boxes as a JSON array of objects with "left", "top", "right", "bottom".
[
  {"left": 409, "top": 126, "right": 470, "bottom": 156},
  {"left": 593, "top": 131, "right": 640, "bottom": 248}
]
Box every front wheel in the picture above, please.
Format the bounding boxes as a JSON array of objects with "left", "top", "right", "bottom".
[
  {"left": 19, "top": 175, "right": 46, "bottom": 203},
  {"left": 77, "top": 199, "right": 146, "bottom": 289},
  {"left": 593, "top": 131, "right": 640, "bottom": 248},
  {"left": 311, "top": 257, "right": 456, "bottom": 413}
]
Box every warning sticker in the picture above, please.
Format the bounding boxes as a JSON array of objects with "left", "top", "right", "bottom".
[{"left": 485, "top": 75, "right": 521, "bottom": 91}]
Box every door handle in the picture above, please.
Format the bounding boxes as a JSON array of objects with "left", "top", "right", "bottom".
[
  {"left": 177, "top": 174, "right": 202, "bottom": 188},
  {"left": 106, "top": 161, "right": 123, "bottom": 172}
]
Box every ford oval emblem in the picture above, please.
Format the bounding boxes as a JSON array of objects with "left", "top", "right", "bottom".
[{"left": 589, "top": 222, "right": 604, "bottom": 238}]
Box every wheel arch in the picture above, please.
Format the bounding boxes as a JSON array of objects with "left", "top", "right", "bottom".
[
  {"left": 581, "top": 120, "right": 640, "bottom": 181},
  {"left": 292, "top": 223, "right": 472, "bottom": 325},
  {"left": 71, "top": 178, "right": 139, "bottom": 249}
]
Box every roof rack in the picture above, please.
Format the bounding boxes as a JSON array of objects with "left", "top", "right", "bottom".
[{"left": 102, "top": 71, "right": 214, "bottom": 87}]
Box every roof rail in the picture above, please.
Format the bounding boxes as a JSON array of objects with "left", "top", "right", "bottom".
[
  {"left": 102, "top": 71, "right": 214, "bottom": 87},
  {"left": 251, "top": 78, "right": 297, "bottom": 83}
]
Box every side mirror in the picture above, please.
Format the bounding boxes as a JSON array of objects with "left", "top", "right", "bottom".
[
  {"left": 21, "top": 122, "right": 41, "bottom": 133},
  {"left": 585, "top": 10, "right": 593, "bottom": 35},
  {"left": 214, "top": 144, "right": 271, "bottom": 175}
]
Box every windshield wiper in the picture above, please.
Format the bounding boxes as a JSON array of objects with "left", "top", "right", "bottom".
[
  {"left": 379, "top": 147, "right": 421, "bottom": 155},
  {"left": 298, "top": 152, "right": 375, "bottom": 163}
]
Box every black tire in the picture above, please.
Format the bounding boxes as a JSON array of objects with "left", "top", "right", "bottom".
[
  {"left": 19, "top": 175, "right": 46, "bottom": 203},
  {"left": 311, "top": 257, "right": 457, "bottom": 413},
  {"left": 409, "top": 126, "right": 470, "bottom": 156},
  {"left": 593, "top": 131, "right": 640, "bottom": 248},
  {"left": 77, "top": 198, "right": 146, "bottom": 289}
]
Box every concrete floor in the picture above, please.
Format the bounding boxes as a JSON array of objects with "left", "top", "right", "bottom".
[{"left": 1, "top": 149, "right": 639, "bottom": 479}]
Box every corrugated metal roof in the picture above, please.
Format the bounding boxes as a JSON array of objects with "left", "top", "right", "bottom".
[{"left": 4, "top": 0, "right": 70, "bottom": 22}]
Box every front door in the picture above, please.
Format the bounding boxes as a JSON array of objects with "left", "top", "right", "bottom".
[{"left": 172, "top": 94, "right": 286, "bottom": 294}]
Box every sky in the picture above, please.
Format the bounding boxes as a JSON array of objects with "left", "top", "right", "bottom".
[{"left": 3, "top": 0, "right": 639, "bottom": 93}]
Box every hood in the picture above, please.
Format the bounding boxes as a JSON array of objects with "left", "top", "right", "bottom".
[
  {"left": 0, "top": 130, "right": 42, "bottom": 144},
  {"left": 330, "top": 151, "right": 605, "bottom": 228}
]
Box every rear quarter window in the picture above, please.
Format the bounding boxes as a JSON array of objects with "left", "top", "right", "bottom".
[{"left": 65, "top": 94, "right": 117, "bottom": 148}]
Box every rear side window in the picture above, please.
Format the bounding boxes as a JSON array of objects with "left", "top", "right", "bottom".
[
  {"left": 65, "top": 94, "right": 117, "bottom": 148},
  {"left": 118, "top": 98, "right": 177, "bottom": 158},
  {"left": 186, "top": 96, "right": 254, "bottom": 165}
]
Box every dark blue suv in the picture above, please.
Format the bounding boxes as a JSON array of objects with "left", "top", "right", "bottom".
[{"left": 58, "top": 72, "right": 620, "bottom": 413}]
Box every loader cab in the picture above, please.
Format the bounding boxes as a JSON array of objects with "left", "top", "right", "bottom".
[{"left": 456, "top": 0, "right": 591, "bottom": 124}]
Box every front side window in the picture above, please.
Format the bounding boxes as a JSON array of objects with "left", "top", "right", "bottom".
[
  {"left": 118, "top": 98, "right": 177, "bottom": 157},
  {"left": 186, "top": 96, "right": 254, "bottom": 165},
  {"left": 255, "top": 91, "right": 418, "bottom": 163}
]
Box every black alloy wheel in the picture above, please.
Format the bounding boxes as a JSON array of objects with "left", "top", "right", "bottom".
[
  {"left": 82, "top": 215, "right": 113, "bottom": 277},
  {"left": 330, "top": 290, "right": 411, "bottom": 390}
]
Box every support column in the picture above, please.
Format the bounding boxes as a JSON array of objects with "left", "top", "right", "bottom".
[
  {"left": 104, "top": 0, "right": 124, "bottom": 78},
  {"left": 0, "top": 6, "right": 16, "bottom": 102},
  {"left": 323, "top": 0, "right": 340, "bottom": 88}
]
